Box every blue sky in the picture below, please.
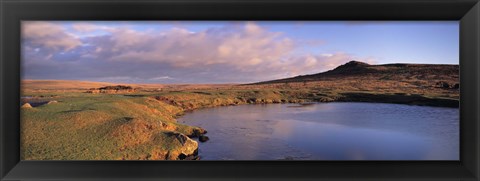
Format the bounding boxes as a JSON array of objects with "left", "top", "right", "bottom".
[{"left": 22, "top": 21, "right": 459, "bottom": 84}]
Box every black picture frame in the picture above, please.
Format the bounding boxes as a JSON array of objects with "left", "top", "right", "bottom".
[{"left": 1, "top": 0, "right": 479, "bottom": 180}]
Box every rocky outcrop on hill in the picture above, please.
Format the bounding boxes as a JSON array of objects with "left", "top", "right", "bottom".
[{"left": 435, "top": 81, "right": 460, "bottom": 90}]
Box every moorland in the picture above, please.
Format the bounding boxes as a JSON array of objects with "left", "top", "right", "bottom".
[{"left": 20, "top": 61, "right": 459, "bottom": 160}]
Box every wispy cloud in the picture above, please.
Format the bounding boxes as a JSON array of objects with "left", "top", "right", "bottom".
[{"left": 71, "top": 23, "right": 113, "bottom": 32}]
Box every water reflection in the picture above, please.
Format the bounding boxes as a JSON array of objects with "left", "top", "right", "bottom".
[{"left": 178, "top": 102, "right": 459, "bottom": 160}]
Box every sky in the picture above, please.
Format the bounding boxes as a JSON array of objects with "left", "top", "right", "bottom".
[{"left": 21, "top": 21, "right": 459, "bottom": 84}]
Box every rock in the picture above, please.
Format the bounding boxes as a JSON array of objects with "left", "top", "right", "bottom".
[
  {"left": 289, "top": 99, "right": 301, "bottom": 103},
  {"left": 47, "top": 100, "right": 58, "bottom": 104},
  {"left": 235, "top": 97, "right": 243, "bottom": 101},
  {"left": 178, "top": 153, "right": 199, "bottom": 160},
  {"left": 21, "top": 103, "right": 33, "bottom": 108},
  {"left": 316, "top": 97, "right": 334, "bottom": 102},
  {"left": 189, "top": 127, "right": 207, "bottom": 137},
  {"left": 452, "top": 83, "right": 459, "bottom": 89},
  {"left": 436, "top": 81, "right": 450, "bottom": 89},
  {"left": 165, "top": 132, "right": 199, "bottom": 160},
  {"left": 199, "top": 135, "right": 209, "bottom": 142}
]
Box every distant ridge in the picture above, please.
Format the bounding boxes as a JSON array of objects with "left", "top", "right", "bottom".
[{"left": 253, "top": 60, "right": 459, "bottom": 84}]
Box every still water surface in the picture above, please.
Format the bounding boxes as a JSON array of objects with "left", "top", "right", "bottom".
[{"left": 178, "top": 103, "right": 459, "bottom": 160}]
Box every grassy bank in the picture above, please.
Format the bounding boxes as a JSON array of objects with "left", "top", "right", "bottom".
[{"left": 21, "top": 93, "right": 205, "bottom": 160}]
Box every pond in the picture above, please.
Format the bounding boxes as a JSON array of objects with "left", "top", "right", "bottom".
[{"left": 178, "top": 102, "right": 459, "bottom": 160}]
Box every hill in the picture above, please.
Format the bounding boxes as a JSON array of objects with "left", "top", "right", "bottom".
[{"left": 254, "top": 61, "right": 459, "bottom": 84}]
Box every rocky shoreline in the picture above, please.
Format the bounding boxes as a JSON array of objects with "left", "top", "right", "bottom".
[{"left": 335, "top": 92, "right": 458, "bottom": 108}]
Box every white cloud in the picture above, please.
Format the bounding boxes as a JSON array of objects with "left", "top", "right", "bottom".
[
  {"left": 94, "top": 22, "right": 296, "bottom": 70},
  {"left": 23, "top": 22, "right": 82, "bottom": 51}
]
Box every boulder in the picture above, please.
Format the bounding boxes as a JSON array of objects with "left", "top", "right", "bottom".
[
  {"left": 178, "top": 153, "right": 199, "bottom": 160},
  {"left": 21, "top": 103, "right": 33, "bottom": 108},
  {"left": 452, "top": 83, "right": 460, "bottom": 89},
  {"left": 264, "top": 99, "right": 273, "bottom": 104},
  {"left": 436, "top": 81, "right": 450, "bottom": 89},
  {"left": 165, "top": 132, "right": 199, "bottom": 160},
  {"left": 189, "top": 127, "right": 207, "bottom": 137},
  {"left": 199, "top": 135, "right": 209, "bottom": 142}
]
